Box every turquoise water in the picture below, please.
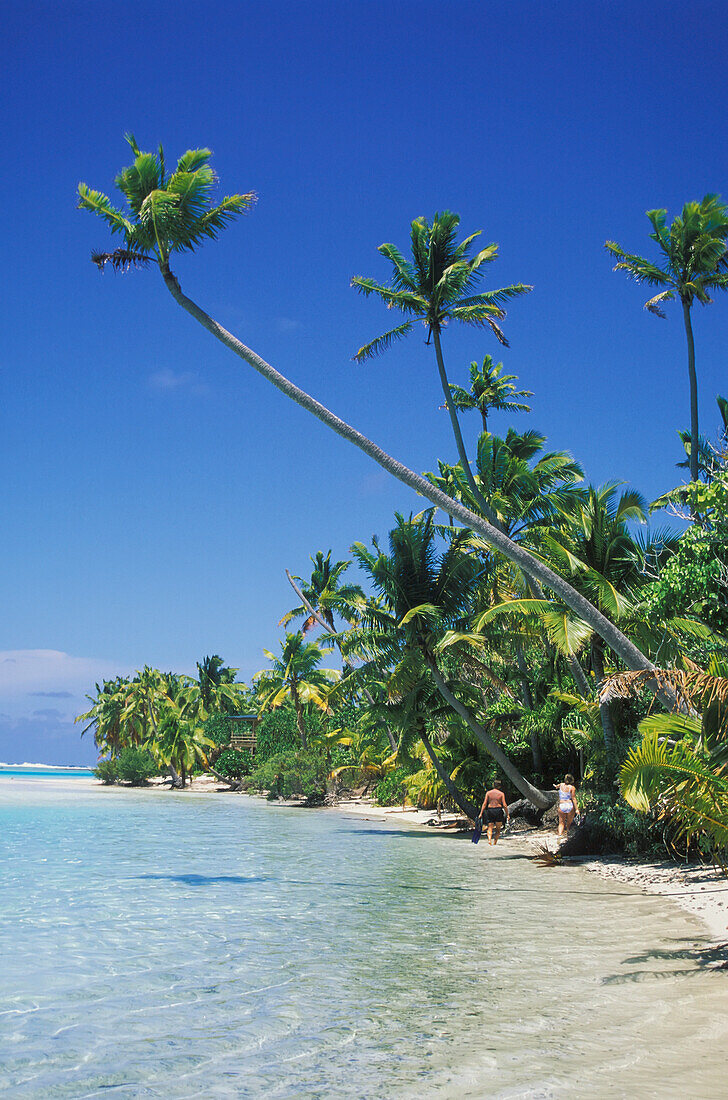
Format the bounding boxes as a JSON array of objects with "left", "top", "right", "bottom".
[
  {"left": 0, "top": 766, "right": 94, "bottom": 778},
  {"left": 1, "top": 779, "right": 726, "bottom": 1098}
]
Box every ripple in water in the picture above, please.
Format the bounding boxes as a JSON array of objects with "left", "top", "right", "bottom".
[{"left": 0, "top": 780, "right": 725, "bottom": 1098}]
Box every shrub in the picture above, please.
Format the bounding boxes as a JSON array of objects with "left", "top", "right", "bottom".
[
  {"left": 374, "top": 767, "right": 411, "bottom": 806},
  {"left": 571, "top": 792, "right": 663, "bottom": 857},
  {"left": 94, "top": 758, "right": 118, "bottom": 784},
  {"left": 116, "top": 746, "right": 157, "bottom": 786},
  {"left": 249, "top": 749, "right": 329, "bottom": 803},
  {"left": 215, "top": 747, "right": 253, "bottom": 780}
]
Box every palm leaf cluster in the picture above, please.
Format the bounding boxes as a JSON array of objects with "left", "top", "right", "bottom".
[
  {"left": 351, "top": 211, "right": 532, "bottom": 358},
  {"left": 79, "top": 135, "right": 255, "bottom": 269}
]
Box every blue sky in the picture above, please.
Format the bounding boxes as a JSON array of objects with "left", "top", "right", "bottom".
[{"left": 3, "top": 1, "right": 728, "bottom": 763}]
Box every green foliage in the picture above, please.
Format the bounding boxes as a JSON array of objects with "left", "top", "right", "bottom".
[
  {"left": 214, "top": 747, "right": 253, "bottom": 779},
  {"left": 581, "top": 792, "right": 663, "bottom": 857},
  {"left": 249, "top": 749, "right": 329, "bottom": 803},
  {"left": 116, "top": 746, "right": 157, "bottom": 785},
  {"left": 204, "top": 713, "right": 235, "bottom": 747},
  {"left": 256, "top": 706, "right": 307, "bottom": 762},
  {"left": 374, "top": 767, "right": 412, "bottom": 806},
  {"left": 94, "top": 758, "right": 118, "bottom": 784}
]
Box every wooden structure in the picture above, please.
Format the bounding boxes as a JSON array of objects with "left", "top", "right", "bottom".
[{"left": 229, "top": 714, "right": 259, "bottom": 755}]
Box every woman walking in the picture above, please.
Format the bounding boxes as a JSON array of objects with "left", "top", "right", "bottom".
[{"left": 556, "top": 774, "right": 579, "bottom": 838}]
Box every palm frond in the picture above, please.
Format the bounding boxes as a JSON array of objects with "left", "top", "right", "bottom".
[{"left": 353, "top": 320, "right": 416, "bottom": 361}]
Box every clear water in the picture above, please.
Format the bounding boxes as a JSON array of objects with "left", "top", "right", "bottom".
[
  {"left": 1, "top": 779, "right": 725, "bottom": 1099},
  {"left": 0, "top": 766, "right": 94, "bottom": 779}
]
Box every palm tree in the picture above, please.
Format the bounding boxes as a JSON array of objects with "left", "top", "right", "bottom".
[
  {"left": 254, "top": 633, "right": 339, "bottom": 749},
  {"left": 606, "top": 195, "right": 728, "bottom": 481},
  {"left": 447, "top": 356, "right": 532, "bottom": 434},
  {"left": 612, "top": 659, "right": 728, "bottom": 857},
  {"left": 280, "top": 551, "right": 363, "bottom": 635},
  {"left": 77, "top": 676, "right": 135, "bottom": 756},
  {"left": 149, "top": 713, "right": 214, "bottom": 788},
  {"left": 352, "top": 212, "right": 531, "bottom": 525},
  {"left": 78, "top": 137, "right": 671, "bottom": 692},
  {"left": 351, "top": 511, "right": 554, "bottom": 808}
]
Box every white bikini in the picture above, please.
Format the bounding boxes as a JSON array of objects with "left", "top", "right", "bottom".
[{"left": 558, "top": 784, "right": 574, "bottom": 813}]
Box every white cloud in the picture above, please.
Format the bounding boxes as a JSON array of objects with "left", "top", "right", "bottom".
[
  {"left": 0, "top": 650, "right": 128, "bottom": 718},
  {"left": 147, "top": 369, "right": 208, "bottom": 395}
]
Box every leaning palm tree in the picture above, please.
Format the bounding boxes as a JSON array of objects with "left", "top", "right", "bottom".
[
  {"left": 254, "top": 633, "right": 340, "bottom": 749},
  {"left": 606, "top": 195, "right": 728, "bottom": 481},
  {"left": 447, "top": 356, "right": 532, "bottom": 434},
  {"left": 77, "top": 137, "right": 670, "bottom": 692}
]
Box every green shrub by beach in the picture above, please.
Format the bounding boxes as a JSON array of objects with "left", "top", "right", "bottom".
[
  {"left": 250, "top": 749, "right": 329, "bottom": 803},
  {"left": 374, "top": 768, "right": 411, "bottom": 806},
  {"left": 94, "top": 758, "right": 118, "bottom": 784},
  {"left": 116, "top": 747, "right": 157, "bottom": 786},
  {"left": 215, "top": 747, "right": 253, "bottom": 780}
]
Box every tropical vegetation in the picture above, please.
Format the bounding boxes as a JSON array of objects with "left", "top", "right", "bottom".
[{"left": 76, "top": 138, "right": 728, "bottom": 863}]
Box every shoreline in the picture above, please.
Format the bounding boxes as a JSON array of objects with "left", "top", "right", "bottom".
[
  {"left": 332, "top": 797, "right": 728, "bottom": 947},
  {"left": 4, "top": 775, "right": 728, "bottom": 947}
]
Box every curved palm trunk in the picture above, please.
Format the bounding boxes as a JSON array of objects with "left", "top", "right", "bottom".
[
  {"left": 682, "top": 299, "right": 700, "bottom": 482},
  {"left": 286, "top": 570, "right": 398, "bottom": 752},
  {"left": 591, "top": 640, "right": 616, "bottom": 756},
  {"left": 432, "top": 329, "right": 502, "bottom": 530},
  {"left": 424, "top": 655, "right": 555, "bottom": 810},
  {"left": 419, "top": 726, "right": 479, "bottom": 820},
  {"left": 290, "top": 682, "right": 308, "bottom": 749},
  {"left": 514, "top": 643, "right": 543, "bottom": 772},
  {"left": 160, "top": 266, "right": 664, "bottom": 688}
]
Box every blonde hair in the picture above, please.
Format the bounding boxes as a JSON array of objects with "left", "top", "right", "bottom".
[{"left": 564, "top": 773, "right": 575, "bottom": 785}]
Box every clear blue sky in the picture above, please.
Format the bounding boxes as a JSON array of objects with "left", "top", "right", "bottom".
[{"left": 3, "top": 1, "right": 727, "bottom": 763}]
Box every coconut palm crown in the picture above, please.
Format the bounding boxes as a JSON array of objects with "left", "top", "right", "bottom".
[
  {"left": 78, "top": 134, "right": 255, "bottom": 271},
  {"left": 606, "top": 194, "right": 728, "bottom": 482},
  {"left": 351, "top": 211, "right": 531, "bottom": 356},
  {"left": 447, "top": 356, "right": 533, "bottom": 433}
]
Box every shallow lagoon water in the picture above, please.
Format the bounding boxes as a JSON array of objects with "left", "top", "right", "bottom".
[{"left": 1, "top": 779, "right": 726, "bottom": 1098}]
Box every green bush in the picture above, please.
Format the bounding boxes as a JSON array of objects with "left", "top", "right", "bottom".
[
  {"left": 374, "top": 767, "right": 411, "bottom": 806},
  {"left": 580, "top": 792, "right": 662, "bottom": 857},
  {"left": 116, "top": 746, "right": 157, "bottom": 786},
  {"left": 94, "top": 758, "right": 118, "bottom": 784},
  {"left": 249, "top": 749, "right": 329, "bottom": 803},
  {"left": 215, "top": 747, "right": 253, "bottom": 779},
  {"left": 255, "top": 707, "right": 305, "bottom": 762}
]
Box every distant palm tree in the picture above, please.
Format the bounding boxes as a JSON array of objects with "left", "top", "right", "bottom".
[
  {"left": 606, "top": 195, "right": 728, "bottom": 481},
  {"left": 280, "top": 552, "right": 362, "bottom": 635},
  {"left": 352, "top": 212, "right": 531, "bottom": 522},
  {"left": 447, "top": 356, "right": 532, "bottom": 434},
  {"left": 78, "top": 137, "right": 670, "bottom": 689},
  {"left": 254, "top": 633, "right": 339, "bottom": 749}
]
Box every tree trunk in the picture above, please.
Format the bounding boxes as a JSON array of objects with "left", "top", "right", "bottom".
[
  {"left": 591, "top": 640, "right": 616, "bottom": 755},
  {"left": 286, "top": 570, "right": 398, "bottom": 752},
  {"left": 515, "top": 643, "right": 542, "bottom": 773},
  {"left": 432, "top": 328, "right": 502, "bottom": 530},
  {"left": 568, "top": 653, "right": 592, "bottom": 697},
  {"left": 205, "top": 761, "right": 243, "bottom": 790},
  {"left": 419, "top": 726, "right": 479, "bottom": 820},
  {"left": 290, "top": 684, "right": 308, "bottom": 749},
  {"left": 159, "top": 266, "right": 671, "bottom": 697},
  {"left": 425, "top": 654, "right": 553, "bottom": 809},
  {"left": 167, "top": 763, "right": 183, "bottom": 789},
  {"left": 682, "top": 299, "right": 700, "bottom": 482}
]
